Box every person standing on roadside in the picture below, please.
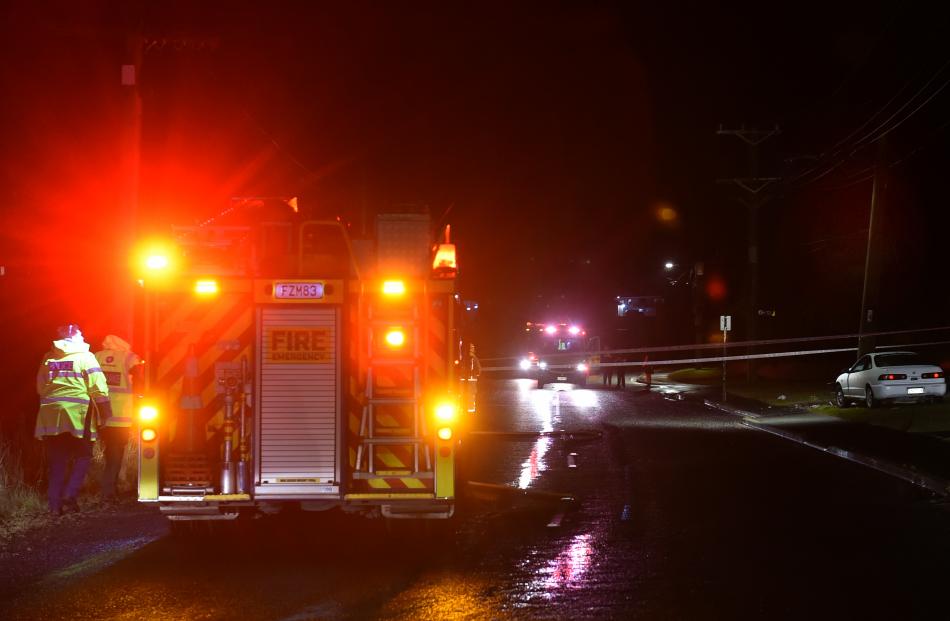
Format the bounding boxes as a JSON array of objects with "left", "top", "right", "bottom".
[
  {"left": 615, "top": 355, "right": 627, "bottom": 389},
  {"left": 602, "top": 348, "right": 614, "bottom": 387},
  {"left": 95, "top": 334, "right": 143, "bottom": 502},
  {"left": 35, "top": 324, "right": 111, "bottom": 515}
]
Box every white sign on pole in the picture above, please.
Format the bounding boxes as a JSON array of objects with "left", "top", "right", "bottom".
[{"left": 720, "top": 315, "right": 732, "bottom": 331}]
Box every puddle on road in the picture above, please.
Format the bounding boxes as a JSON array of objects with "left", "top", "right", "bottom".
[
  {"left": 527, "top": 532, "right": 594, "bottom": 593},
  {"left": 508, "top": 387, "right": 600, "bottom": 490}
]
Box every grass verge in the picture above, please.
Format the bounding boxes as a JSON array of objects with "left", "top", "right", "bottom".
[
  {"left": 668, "top": 367, "right": 950, "bottom": 434},
  {"left": 1, "top": 434, "right": 139, "bottom": 539},
  {"left": 815, "top": 401, "right": 950, "bottom": 434},
  {"left": 0, "top": 436, "right": 47, "bottom": 538},
  {"left": 667, "top": 367, "right": 831, "bottom": 407}
]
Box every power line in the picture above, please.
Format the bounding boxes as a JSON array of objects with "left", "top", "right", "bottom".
[
  {"left": 849, "top": 57, "right": 950, "bottom": 149},
  {"left": 786, "top": 53, "right": 950, "bottom": 190},
  {"left": 889, "top": 116, "right": 950, "bottom": 167}
]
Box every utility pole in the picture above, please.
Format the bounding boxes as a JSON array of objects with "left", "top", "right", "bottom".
[
  {"left": 858, "top": 138, "right": 887, "bottom": 356},
  {"left": 122, "top": 25, "right": 219, "bottom": 353},
  {"left": 716, "top": 125, "right": 780, "bottom": 381},
  {"left": 118, "top": 27, "right": 143, "bottom": 340}
]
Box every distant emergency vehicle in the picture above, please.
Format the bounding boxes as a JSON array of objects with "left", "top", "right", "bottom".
[{"left": 518, "top": 321, "right": 591, "bottom": 387}]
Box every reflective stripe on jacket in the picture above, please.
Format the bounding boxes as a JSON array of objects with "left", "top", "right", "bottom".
[
  {"left": 95, "top": 348, "right": 141, "bottom": 428},
  {"left": 35, "top": 339, "right": 110, "bottom": 440}
]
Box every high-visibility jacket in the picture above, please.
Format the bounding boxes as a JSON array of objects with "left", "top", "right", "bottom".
[
  {"left": 95, "top": 341, "right": 142, "bottom": 428},
  {"left": 35, "top": 339, "right": 110, "bottom": 440}
]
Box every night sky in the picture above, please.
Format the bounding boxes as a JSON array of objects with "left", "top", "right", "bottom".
[{"left": 2, "top": 1, "right": 949, "bottom": 362}]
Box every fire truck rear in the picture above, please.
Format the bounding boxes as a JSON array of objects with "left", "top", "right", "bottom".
[{"left": 134, "top": 208, "right": 475, "bottom": 522}]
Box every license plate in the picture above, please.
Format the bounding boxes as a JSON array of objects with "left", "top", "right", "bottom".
[
  {"left": 557, "top": 376, "right": 567, "bottom": 381},
  {"left": 274, "top": 282, "right": 324, "bottom": 299},
  {"left": 907, "top": 387, "right": 925, "bottom": 395}
]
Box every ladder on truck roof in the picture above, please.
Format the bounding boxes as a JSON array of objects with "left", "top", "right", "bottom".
[{"left": 354, "top": 291, "right": 432, "bottom": 479}]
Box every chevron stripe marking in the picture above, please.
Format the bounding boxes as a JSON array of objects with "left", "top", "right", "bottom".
[{"left": 376, "top": 447, "right": 406, "bottom": 468}]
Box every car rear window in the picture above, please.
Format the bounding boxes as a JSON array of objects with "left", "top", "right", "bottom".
[{"left": 874, "top": 353, "right": 928, "bottom": 367}]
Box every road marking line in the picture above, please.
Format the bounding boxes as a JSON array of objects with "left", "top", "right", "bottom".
[
  {"left": 547, "top": 511, "right": 564, "bottom": 528},
  {"left": 567, "top": 452, "right": 577, "bottom": 468}
]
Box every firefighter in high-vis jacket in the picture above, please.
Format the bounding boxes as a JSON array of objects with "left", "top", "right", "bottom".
[
  {"left": 35, "top": 324, "right": 112, "bottom": 515},
  {"left": 95, "top": 334, "right": 143, "bottom": 501}
]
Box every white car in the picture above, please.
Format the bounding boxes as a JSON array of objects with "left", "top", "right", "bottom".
[{"left": 834, "top": 351, "right": 946, "bottom": 408}]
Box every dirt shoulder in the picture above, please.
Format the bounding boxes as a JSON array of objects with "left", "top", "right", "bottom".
[{"left": 0, "top": 498, "right": 167, "bottom": 602}]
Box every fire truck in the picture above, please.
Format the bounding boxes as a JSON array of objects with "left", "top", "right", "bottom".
[
  {"left": 518, "top": 321, "right": 591, "bottom": 387},
  {"left": 133, "top": 205, "right": 476, "bottom": 523}
]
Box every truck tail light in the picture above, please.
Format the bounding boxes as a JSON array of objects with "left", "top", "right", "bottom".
[
  {"left": 384, "top": 327, "right": 406, "bottom": 348},
  {"left": 382, "top": 280, "right": 406, "bottom": 296},
  {"left": 194, "top": 279, "right": 219, "bottom": 296}
]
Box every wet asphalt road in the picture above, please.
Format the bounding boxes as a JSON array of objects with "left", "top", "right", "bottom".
[{"left": 3, "top": 378, "right": 950, "bottom": 620}]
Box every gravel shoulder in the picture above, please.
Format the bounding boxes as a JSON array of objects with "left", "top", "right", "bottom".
[{"left": 0, "top": 498, "right": 167, "bottom": 603}]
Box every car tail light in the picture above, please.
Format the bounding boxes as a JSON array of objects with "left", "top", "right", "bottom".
[
  {"left": 878, "top": 373, "right": 907, "bottom": 380},
  {"left": 922, "top": 372, "right": 945, "bottom": 379}
]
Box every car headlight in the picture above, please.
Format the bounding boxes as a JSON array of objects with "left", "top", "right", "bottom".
[
  {"left": 576, "top": 362, "right": 589, "bottom": 372},
  {"left": 539, "top": 361, "right": 548, "bottom": 370},
  {"left": 519, "top": 359, "right": 531, "bottom": 371}
]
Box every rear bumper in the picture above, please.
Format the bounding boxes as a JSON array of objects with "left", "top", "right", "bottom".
[
  {"left": 872, "top": 382, "right": 946, "bottom": 400},
  {"left": 149, "top": 493, "right": 454, "bottom": 520},
  {"left": 541, "top": 370, "right": 588, "bottom": 386}
]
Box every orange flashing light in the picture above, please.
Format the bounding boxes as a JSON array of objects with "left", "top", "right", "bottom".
[
  {"left": 432, "top": 244, "right": 457, "bottom": 277},
  {"left": 382, "top": 280, "right": 406, "bottom": 296},
  {"left": 194, "top": 279, "right": 219, "bottom": 296},
  {"left": 145, "top": 254, "right": 169, "bottom": 270},
  {"left": 437, "top": 427, "right": 453, "bottom": 441},
  {"left": 141, "top": 428, "right": 157, "bottom": 442},
  {"left": 139, "top": 405, "right": 159, "bottom": 422},
  {"left": 435, "top": 402, "right": 457, "bottom": 423},
  {"left": 133, "top": 238, "right": 177, "bottom": 279}
]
